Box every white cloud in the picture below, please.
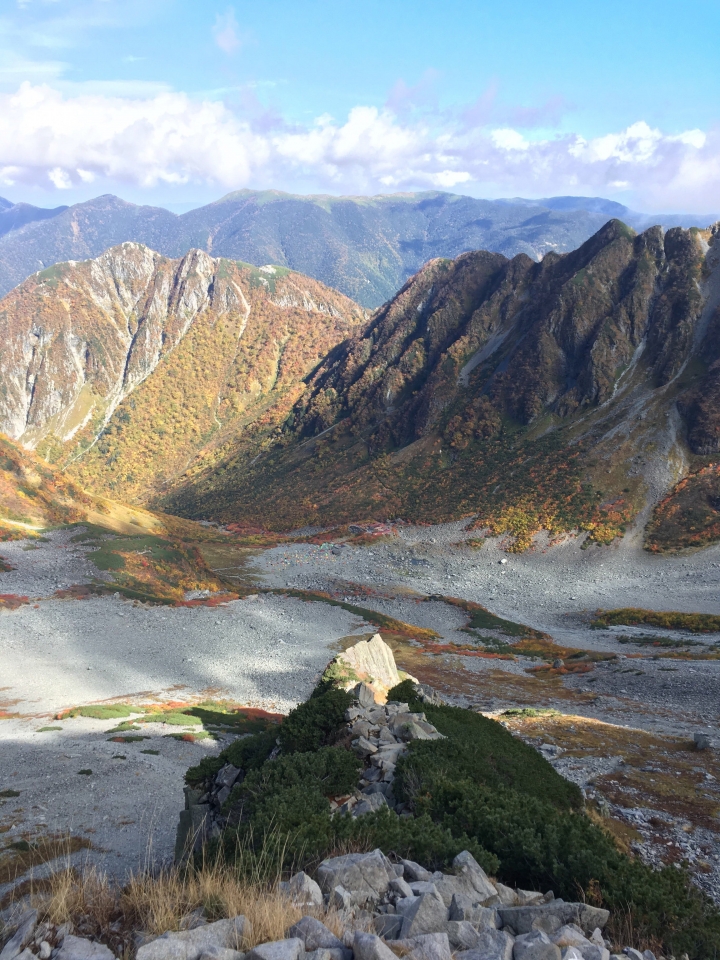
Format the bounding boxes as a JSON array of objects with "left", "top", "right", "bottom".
[
  {"left": 213, "top": 8, "right": 241, "bottom": 55},
  {"left": 0, "top": 83, "right": 718, "bottom": 210}
]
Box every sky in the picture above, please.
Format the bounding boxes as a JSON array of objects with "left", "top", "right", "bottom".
[{"left": 0, "top": 0, "right": 719, "bottom": 213}]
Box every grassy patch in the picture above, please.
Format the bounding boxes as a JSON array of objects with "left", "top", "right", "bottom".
[
  {"left": 142, "top": 712, "right": 203, "bottom": 726},
  {"left": 592, "top": 608, "right": 720, "bottom": 633},
  {"left": 141, "top": 749, "right": 160, "bottom": 755},
  {"left": 616, "top": 633, "right": 702, "bottom": 648},
  {"left": 0, "top": 789, "right": 20, "bottom": 798},
  {"left": 59, "top": 703, "right": 142, "bottom": 720},
  {"left": 500, "top": 707, "right": 561, "bottom": 718},
  {"left": 77, "top": 769, "right": 92, "bottom": 776},
  {"left": 37, "top": 725, "right": 63, "bottom": 732},
  {"left": 108, "top": 735, "right": 150, "bottom": 743}
]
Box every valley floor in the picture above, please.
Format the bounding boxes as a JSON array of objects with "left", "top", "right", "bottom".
[{"left": 1, "top": 523, "right": 720, "bottom": 903}]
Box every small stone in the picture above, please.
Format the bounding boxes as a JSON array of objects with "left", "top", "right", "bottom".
[
  {"left": 455, "top": 928, "right": 514, "bottom": 960},
  {"left": 330, "top": 886, "right": 353, "bottom": 910},
  {"left": 372, "top": 916, "right": 403, "bottom": 941},
  {"left": 39, "top": 945, "right": 52, "bottom": 960},
  {"left": 693, "top": 732, "right": 711, "bottom": 751},
  {"left": 353, "top": 737, "right": 378, "bottom": 757}
]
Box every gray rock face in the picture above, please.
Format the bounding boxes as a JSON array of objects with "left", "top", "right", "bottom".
[
  {"left": 402, "top": 933, "right": 452, "bottom": 960},
  {"left": 431, "top": 853, "right": 497, "bottom": 907},
  {"left": 372, "top": 917, "right": 403, "bottom": 941},
  {"left": 389, "top": 878, "right": 414, "bottom": 899},
  {"left": 352, "top": 933, "right": 398, "bottom": 960},
  {"left": 55, "top": 937, "right": 116, "bottom": 960},
  {"left": 398, "top": 890, "right": 449, "bottom": 938},
  {"left": 279, "top": 873, "right": 324, "bottom": 908},
  {"left": 136, "top": 917, "right": 250, "bottom": 960},
  {"left": 497, "top": 904, "right": 609, "bottom": 937},
  {"left": 401, "top": 860, "right": 432, "bottom": 882},
  {"left": 285, "top": 919, "right": 343, "bottom": 953},
  {"left": 245, "top": 940, "right": 304, "bottom": 960},
  {"left": 455, "top": 928, "right": 515, "bottom": 960},
  {"left": 512, "top": 931, "right": 561, "bottom": 960},
  {"left": 448, "top": 895, "right": 498, "bottom": 927},
  {"left": 317, "top": 850, "right": 395, "bottom": 905},
  {"left": 0, "top": 911, "right": 38, "bottom": 960}
]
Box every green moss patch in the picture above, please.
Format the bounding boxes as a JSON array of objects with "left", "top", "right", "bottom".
[{"left": 592, "top": 608, "right": 720, "bottom": 633}]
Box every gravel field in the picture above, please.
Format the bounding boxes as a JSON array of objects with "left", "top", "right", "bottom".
[{"left": 2, "top": 522, "right": 720, "bottom": 886}]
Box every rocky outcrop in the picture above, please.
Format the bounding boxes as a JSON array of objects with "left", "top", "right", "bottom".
[{"left": 324, "top": 634, "right": 417, "bottom": 703}]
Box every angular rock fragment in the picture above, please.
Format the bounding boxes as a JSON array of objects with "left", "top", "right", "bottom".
[{"left": 245, "top": 939, "right": 304, "bottom": 960}]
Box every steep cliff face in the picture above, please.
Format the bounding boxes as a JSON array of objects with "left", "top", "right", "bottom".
[
  {"left": 0, "top": 244, "right": 364, "bottom": 501},
  {"left": 163, "top": 220, "right": 720, "bottom": 549}
]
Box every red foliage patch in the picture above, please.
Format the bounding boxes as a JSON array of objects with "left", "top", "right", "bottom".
[{"left": 0, "top": 593, "right": 30, "bottom": 610}]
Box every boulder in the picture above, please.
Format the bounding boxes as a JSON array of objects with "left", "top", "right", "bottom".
[
  {"left": 279, "top": 873, "right": 323, "bottom": 908},
  {"left": 550, "top": 927, "right": 592, "bottom": 950},
  {"left": 330, "top": 635, "right": 417, "bottom": 702},
  {"left": 398, "top": 890, "right": 449, "bottom": 938},
  {"left": 0, "top": 911, "right": 38, "bottom": 960},
  {"left": 513, "top": 931, "right": 561, "bottom": 960},
  {"left": 495, "top": 884, "right": 519, "bottom": 907},
  {"left": 353, "top": 794, "right": 388, "bottom": 817},
  {"left": 55, "top": 938, "right": 115, "bottom": 960},
  {"left": 389, "top": 877, "right": 414, "bottom": 899},
  {"left": 373, "top": 917, "right": 403, "bottom": 940},
  {"left": 245, "top": 940, "right": 304, "bottom": 960},
  {"left": 352, "top": 933, "right": 397, "bottom": 960},
  {"left": 452, "top": 852, "right": 498, "bottom": 902},
  {"left": 448, "top": 895, "right": 498, "bottom": 927},
  {"left": 306, "top": 951, "right": 350, "bottom": 960},
  {"left": 497, "top": 904, "right": 609, "bottom": 937},
  {"left": 560, "top": 950, "right": 584, "bottom": 960},
  {"left": 330, "top": 886, "right": 353, "bottom": 911},
  {"left": 317, "top": 849, "right": 395, "bottom": 905},
  {"left": 455, "top": 929, "right": 515, "bottom": 960},
  {"left": 403, "top": 933, "right": 452, "bottom": 960},
  {"left": 447, "top": 922, "right": 484, "bottom": 950},
  {"left": 137, "top": 917, "right": 250, "bottom": 960},
  {"left": 286, "top": 919, "right": 343, "bottom": 953},
  {"left": 197, "top": 950, "right": 243, "bottom": 960},
  {"left": 401, "top": 860, "right": 432, "bottom": 882},
  {"left": 582, "top": 948, "right": 609, "bottom": 960}
]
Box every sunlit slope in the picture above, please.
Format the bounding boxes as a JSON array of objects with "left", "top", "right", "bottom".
[{"left": 163, "top": 220, "right": 720, "bottom": 550}]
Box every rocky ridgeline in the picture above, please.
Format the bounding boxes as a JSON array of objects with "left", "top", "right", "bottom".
[
  {"left": 177, "top": 682, "right": 445, "bottom": 851},
  {"left": 2, "top": 848, "right": 664, "bottom": 960}
]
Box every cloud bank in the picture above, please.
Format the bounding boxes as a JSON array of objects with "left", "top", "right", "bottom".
[{"left": 0, "top": 83, "right": 718, "bottom": 210}]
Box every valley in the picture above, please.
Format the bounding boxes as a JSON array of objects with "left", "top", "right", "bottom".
[{"left": 2, "top": 518, "right": 720, "bottom": 902}]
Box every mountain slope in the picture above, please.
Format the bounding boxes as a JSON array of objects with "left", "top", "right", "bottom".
[
  {"left": 0, "top": 244, "right": 364, "bottom": 503},
  {"left": 162, "top": 220, "right": 720, "bottom": 549},
  {"left": 1, "top": 190, "right": 715, "bottom": 308}
]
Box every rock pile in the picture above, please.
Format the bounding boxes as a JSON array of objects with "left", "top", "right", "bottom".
[
  {"left": 337, "top": 689, "right": 444, "bottom": 818},
  {"left": 3, "top": 850, "right": 661, "bottom": 960}
]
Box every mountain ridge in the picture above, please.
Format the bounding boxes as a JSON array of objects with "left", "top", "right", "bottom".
[
  {"left": 0, "top": 243, "right": 365, "bottom": 501},
  {"left": 0, "top": 190, "right": 716, "bottom": 308},
  {"left": 159, "top": 218, "right": 720, "bottom": 552}
]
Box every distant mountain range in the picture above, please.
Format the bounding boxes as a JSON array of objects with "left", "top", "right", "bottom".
[
  {"left": 2, "top": 219, "right": 720, "bottom": 551},
  {"left": 0, "top": 190, "right": 715, "bottom": 308}
]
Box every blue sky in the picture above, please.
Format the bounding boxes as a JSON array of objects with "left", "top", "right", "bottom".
[{"left": 0, "top": 0, "right": 718, "bottom": 211}]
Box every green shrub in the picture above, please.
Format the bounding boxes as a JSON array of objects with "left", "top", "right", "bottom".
[
  {"left": 185, "top": 728, "right": 278, "bottom": 786},
  {"left": 388, "top": 685, "right": 581, "bottom": 810},
  {"left": 277, "top": 686, "right": 353, "bottom": 753}
]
